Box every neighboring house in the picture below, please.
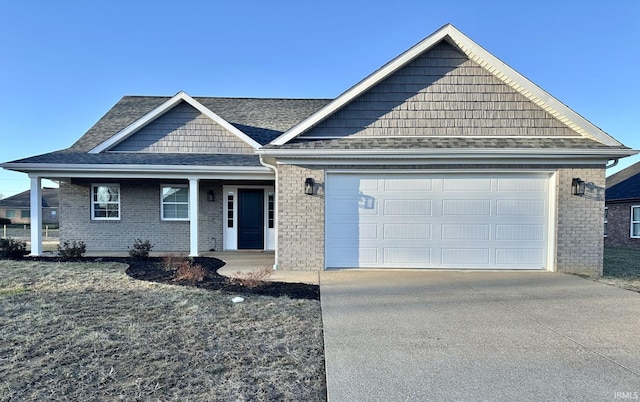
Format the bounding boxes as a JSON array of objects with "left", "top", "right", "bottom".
[
  {"left": 2, "top": 24, "right": 636, "bottom": 275},
  {"left": 605, "top": 161, "right": 640, "bottom": 248},
  {"left": 0, "top": 188, "right": 59, "bottom": 225}
]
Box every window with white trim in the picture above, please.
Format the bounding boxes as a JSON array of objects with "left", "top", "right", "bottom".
[
  {"left": 631, "top": 206, "right": 640, "bottom": 238},
  {"left": 161, "top": 185, "right": 189, "bottom": 220},
  {"left": 21, "top": 210, "right": 30, "bottom": 218},
  {"left": 6, "top": 210, "right": 15, "bottom": 219},
  {"left": 227, "top": 192, "right": 234, "bottom": 228},
  {"left": 268, "top": 191, "right": 275, "bottom": 229},
  {"left": 92, "top": 184, "right": 120, "bottom": 220},
  {"left": 604, "top": 207, "right": 608, "bottom": 237}
]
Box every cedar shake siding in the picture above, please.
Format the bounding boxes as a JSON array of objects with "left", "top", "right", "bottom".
[
  {"left": 299, "top": 42, "right": 577, "bottom": 139},
  {"left": 111, "top": 101, "right": 255, "bottom": 154}
]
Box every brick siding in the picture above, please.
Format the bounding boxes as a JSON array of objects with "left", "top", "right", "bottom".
[
  {"left": 554, "top": 168, "right": 605, "bottom": 276},
  {"left": 276, "top": 163, "right": 606, "bottom": 276},
  {"left": 605, "top": 202, "right": 640, "bottom": 248},
  {"left": 276, "top": 165, "right": 325, "bottom": 271},
  {"left": 59, "top": 180, "right": 223, "bottom": 253}
]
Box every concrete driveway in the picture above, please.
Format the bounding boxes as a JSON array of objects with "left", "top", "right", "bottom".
[{"left": 320, "top": 271, "right": 640, "bottom": 401}]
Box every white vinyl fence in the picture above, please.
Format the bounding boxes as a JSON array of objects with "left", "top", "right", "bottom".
[{"left": 2, "top": 225, "right": 60, "bottom": 240}]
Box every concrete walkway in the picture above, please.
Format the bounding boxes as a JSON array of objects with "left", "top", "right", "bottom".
[
  {"left": 320, "top": 270, "right": 640, "bottom": 401},
  {"left": 215, "top": 251, "right": 320, "bottom": 284}
]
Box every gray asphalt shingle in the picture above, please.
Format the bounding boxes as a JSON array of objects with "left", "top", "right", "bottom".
[
  {"left": 262, "top": 136, "right": 616, "bottom": 150},
  {"left": 70, "top": 96, "right": 332, "bottom": 152}
]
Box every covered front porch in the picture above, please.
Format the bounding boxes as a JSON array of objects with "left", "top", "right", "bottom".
[{"left": 25, "top": 167, "right": 275, "bottom": 257}]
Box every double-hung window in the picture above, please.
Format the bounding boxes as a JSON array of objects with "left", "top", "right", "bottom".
[
  {"left": 631, "top": 206, "right": 640, "bottom": 238},
  {"left": 162, "top": 185, "right": 189, "bottom": 220},
  {"left": 92, "top": 184, "right": 120, "bottom": 220}
]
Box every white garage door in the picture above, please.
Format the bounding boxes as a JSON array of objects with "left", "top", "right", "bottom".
[{"left": 325, "top": 173, "right": 550, "bottom": 269}]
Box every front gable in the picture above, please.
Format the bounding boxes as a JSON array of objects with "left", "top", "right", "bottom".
[
  {"left": 110, "top": 101, "right": 255, "bottom": 154},
  {"left": 90, "top": 91, "right": 261, "bottom": 154},
  {"left": 272, "top": 24, "right": 624, "bottom": 149},
  {"left": 298, "top": 41, "right": 577, "bottom": 139}
]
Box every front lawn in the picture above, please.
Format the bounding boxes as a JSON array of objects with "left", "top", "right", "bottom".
[
  {"left": 0, "top": 260, "right": 325, "bottom": 401},
  {"left": 599, "top": 246, "right": 640, "bottom": 292}
]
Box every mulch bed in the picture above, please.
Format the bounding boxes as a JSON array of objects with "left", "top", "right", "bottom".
[{"left": 26, "top": 256, "right": 320, "bottom": 300}]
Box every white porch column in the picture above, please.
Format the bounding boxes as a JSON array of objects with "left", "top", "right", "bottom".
[
  {"left": 29, "top": 176, "right": 42, "bottom": 256},
  {"left": 188, "top": 178, "right": 199, "bottom": 257}
]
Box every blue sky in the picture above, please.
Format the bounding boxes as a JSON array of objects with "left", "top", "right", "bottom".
[{"left": 1, "top": 0, "right": 639, "bottom": 198}]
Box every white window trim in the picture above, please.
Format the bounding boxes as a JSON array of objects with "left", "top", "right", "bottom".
[
  {"left": 631, "top": 206, "right": 640, "bottom": 238},
  {"left": 91, "top": 184, "right": 121, "bottom": 221},
  {"left": 161, "top": 184, "right": 189, "bottom": 221},
  {"left": 604, "top": 207, "right": 608, "bottom": 238}
]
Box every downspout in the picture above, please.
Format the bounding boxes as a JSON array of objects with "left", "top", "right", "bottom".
[
  {"left": 606, "top": 158, "right": 619, "bottom": 169},
  {"left": 259, "top": 155, "right": 279, "bottom": 270}
]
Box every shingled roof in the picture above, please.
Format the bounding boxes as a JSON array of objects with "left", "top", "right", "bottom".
[
  {"left": 606, "top": 162, "right": 640, "bottom": 202},
  {"left": 0, "top": 188, "right": 59, "bottom": 208},
  {"left": 70, "top": 96, "right": 332, "bottom": 152}
]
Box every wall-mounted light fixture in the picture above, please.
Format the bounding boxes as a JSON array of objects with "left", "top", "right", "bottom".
[
  {"left": 571, "top": 178, "right": 586, "bottom": 196},
  {"left": 207, "top": 190, "right": 215, "bottom": 202},
  {"left": 304, "top": 178, "right": 314, "bottom": 195}
]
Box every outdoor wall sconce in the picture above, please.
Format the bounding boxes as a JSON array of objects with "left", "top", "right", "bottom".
[
  {"left": 207, "top": 190, "right": 215, "bottom": 202},
  {"left": 571, "top": 178, "right": 586, "bottom": 196},
  {"left": 304, "top": 178, "right": 314, "bottom": 195}
]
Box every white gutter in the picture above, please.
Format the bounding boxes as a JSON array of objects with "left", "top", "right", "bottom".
[
  {"left": 259, "top": 155, "right": 279, "bottom": 270},
  {"left": 256, "top": 148, "right": 638, "bottom": 158}
]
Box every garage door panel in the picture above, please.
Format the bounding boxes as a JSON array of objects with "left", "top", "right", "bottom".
[
  {"left": 441, "top": 224, "right": 491, "bottom": 241},
  {"left": 441, "top": 248, "right": 490, "bottom": 265},
  {"left": 383, "top": 178, "right": 432, "bottom": 191},
  {"left": 497, "top": 177, "right": 547, "bottom": 192},
  {"left": 496, "top": 249, "right": 545, "bottom": 265},
  {"left": 383, "top": 223, "right": 431, "bottom": 240},
  {"left": 326, "top": 173, "right": 549, "bottom": 269},
  {"left": 328, "top": 247, "right": 379, "bottom": 265},
  {"left": 495, "top": 224, "right": 544, "bottom": 241},
  {"left": 496, "top": 200, "right": 545, "bottom": 216},
  {"left": 383, "top": 199, "right": 432, "bottom": 215},
  {"left": 330, "top": 197, "right": 379, "bottom": 216},
  {"left": 443, "top": 177, "right": 492, "bottom": 191},
  {"left": 383, "top": 248, "right": 431, "bottom": 264},
  {"left": 442, "top": 199, "right": 492, "bottom": 216},
  {"left": 329, "top": 223, "right": 378, "bottom": 240}
]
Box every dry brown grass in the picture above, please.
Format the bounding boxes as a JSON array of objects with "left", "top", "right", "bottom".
[{"left": 0, "top": 260, "right": 325, "bottom": 401}]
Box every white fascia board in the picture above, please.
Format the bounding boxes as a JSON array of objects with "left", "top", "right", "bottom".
[
  {"left": 276, "top": 156, "right": 620, "bottom": 166},
  {"left": 89, "top": 92, "right": 261, "bottom": 154},
  {"left": 271, "top": 24, "right": 455, "bottom": 146},
  {"left": 272, "top": 24, "right": 624, "bottom": 148},
  {"left": 257, "top": 147, "right": 638, "bottom": 159},
  {"left": 1, "top": 163, "right": 273, "bottom": 180},
  {"left": 444, "top": 25, "right": 622, "bottom": 147}
]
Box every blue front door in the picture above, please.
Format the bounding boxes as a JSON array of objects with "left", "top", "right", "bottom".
[{"left": 238, "top": 189, "right": 264, "bottom": 249}]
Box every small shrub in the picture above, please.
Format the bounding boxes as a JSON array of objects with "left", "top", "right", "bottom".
[
  {"left": 173, "top": 260, "right": 205, "bottom": 283},
  {"left": 162, "top": 253, "right": 188, "bottom": 271},
  {"left": 128, "top": 239, "right": 153, "bottom": 259},
  {"left": 0, "top": 238, "right": 27, "bottom": 259},
  {"left": 0, "top": 218, "right": 11, "bottom": 225},
  {"left": 57, "top": 240, "right": 86, "bottom": 260},
  {"left": 229, "top": 267, "right": 273, "bottom": 289}
]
